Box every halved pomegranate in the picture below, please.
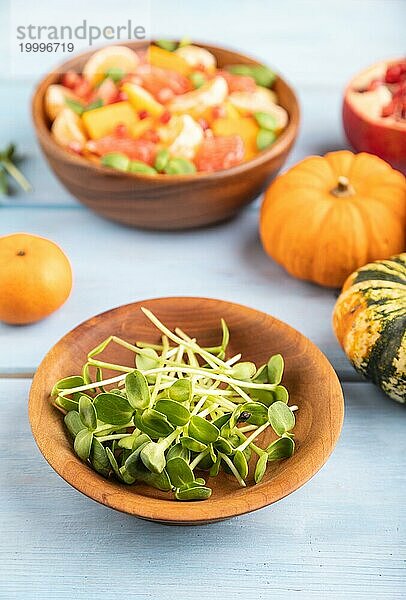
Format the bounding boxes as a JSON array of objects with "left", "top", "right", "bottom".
[{"left": 343, "top": 58, "right": 406, "bottom": 173}]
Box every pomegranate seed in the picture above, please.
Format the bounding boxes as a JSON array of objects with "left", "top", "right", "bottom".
[
  {"left": 385, "top": 64, "right": 402, "bottom": 84},
  {"left": 212, "top": 105, "right": 226, "bottom": 120},
  {"left": 138, "top": 110, "right": 149, "bottom": 120},
  {"left": 197, "top": 118, "right": 209, "bottom": 131},
  {"left": 159, "top": 110, "right": 172, "bottom": 124}
]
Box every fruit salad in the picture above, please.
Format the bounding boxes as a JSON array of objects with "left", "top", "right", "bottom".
[
  {"left": 45, "top": 41, "right": 289, "bottom": 175},
  {"left": 346, "top": 58, "right": 406, "bottom": 124}
]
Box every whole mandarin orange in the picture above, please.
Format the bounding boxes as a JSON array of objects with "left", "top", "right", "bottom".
[{"left": 0, "top": 233, "right": 72, "bottom": 324}]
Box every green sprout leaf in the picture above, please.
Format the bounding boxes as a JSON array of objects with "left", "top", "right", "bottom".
[
  {"left": 74, "top": 429, "right": 93, "bottom": 461},
  {"left": 169, "top": 378, "right": 192, "bottom": 403},
  {"left": 139, "top": 409, "right": 175, "bottom": 438},
  {"left": 78, "top": 395, "right": 97, "bottom": 430},
  {"left": 140, "top": 441, "right": 166, "bottom": 474},
  {"left": 254, "top": 453, "right": 268, "bottom": 484},
  {"left": 175, "top": 485, "right": 212, "bottom": 501},
  {"left": 233, "top": 450, "right": 249, "bottom": 479},
  {"left": 188, "top": 416, "right": 219, "bottom": 444},
  {"left": 94, "top": 392, "right": 134, "bottom": 425},
  {"left": 268, "top": 401, "right": 295, "bottom": 436},
  {"left": 125, "top": 370, "right": 150, "bottom": 410},
  {"left": 266, "top": 436, "right": 295, "bottom": 461},
  {"left": 135, "top": 347, "right": 160, "bottom": 371},
  {"left": 64, "top": 410, "right": 85, "bottom": 437},
  {"left": 155, "top": 399, "right": 190, "bottom": 426},
  {"left": 180, "top": 436, "right": 207, "bottom": 453},
  {"left": 166, "top": 457, "right": 195, "bottom": 488},
  {"left": 51, "top": 376, "right": 84, "bottom": 398},
  {"left": 267, "top": 354, "right": 284, "bottom": 385},
  {"left": 90, "top": 437, "right": 110, "bottom": 476}
]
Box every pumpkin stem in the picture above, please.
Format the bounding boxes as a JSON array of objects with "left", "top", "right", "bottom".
[{"left": 331, "top": 176, "right": 355, "bottom": 197}]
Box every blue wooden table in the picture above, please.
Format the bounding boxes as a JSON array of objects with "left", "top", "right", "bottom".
[{"left": 0, "top": 2, "right": 405, "bottom": 598}]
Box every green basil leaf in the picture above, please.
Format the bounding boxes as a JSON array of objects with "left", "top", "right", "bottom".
[
  {"left": 140, "top": 409, "right": 174, "bottom": 437},
  {"left": 155, "top": 399, "right": 190, "bottom": 426},
  {"left": 268, "top": 401, "right": 295, "bottom": 436},
  {"left": 188, "top": 416, "right": 219, "bottom": 444},
  {"left": 64, "top": 410, "right": 85, "bottom": 437},
  {"left": 74, "top": 429, "right": 93, "bottom": 461},
  {"left": 125, "top": 370, "right": 150, "bottom": 410},
  {"left": 233, "top": 450, "right": 249, "bottom": 479},
  {"left": 254, "top": 452, "right": 268, "bottom": 483},
  {"left": 79, "top": 395, "right": 97, "bottom": 430},
  {"left": 94, "top": 393, "right": 134, "bottom": 425},
  {"left": 166, "top": 457, "right": 194, "bottom": 487},
  {"left": 135, "top": 348, "right": 160, "bottom": 371},
  {"left": 168, "top": 378, "right": 192, "bottom": 403},
  {"left": 51, "top": 375, "right": 84, "bottom": 397},
  {"left": 180, "top": 436, "right": 207, "bottom": 452},
  {"left": 140, "top": 441, "right": 166, "bottom": 474},
  {"left": 266, "top": 436, "right": 295, "bottom": 461},
  {"left": 175, "top": 485, "right": 212, "bottom": 501},
  {"left": 90, "top": 437, "right": 110, "bottom": 476},
  {"left": 267, "top": 354, "right": 284, "bottom": 385}
]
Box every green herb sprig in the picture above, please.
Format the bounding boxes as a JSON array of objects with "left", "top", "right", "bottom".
[
  {"left": 0, "top": 144, "right": 32, "bottom": 195},
  {"left": 51, "top": 308, "right": 297, "bottom": 501}
]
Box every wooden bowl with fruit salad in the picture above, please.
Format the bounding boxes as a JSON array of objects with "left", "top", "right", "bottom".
[
  {"left": 343, "top": 58, "right": 406, "bottom": 174},
  {"left": 32, "top": 41, "right": 299, "bottom": 229}
]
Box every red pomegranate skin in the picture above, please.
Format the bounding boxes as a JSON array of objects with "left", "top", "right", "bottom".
[{"left": 343, "top": 61, "right": 406, "bottom": 174}]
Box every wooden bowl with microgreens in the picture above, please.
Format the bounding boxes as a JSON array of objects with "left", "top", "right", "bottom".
[
  {"left": 29, "top": 297, "right": 343, "bottom": 524},
  {"left": 32, "top": 40, "right": 299, "bottom": 230}
]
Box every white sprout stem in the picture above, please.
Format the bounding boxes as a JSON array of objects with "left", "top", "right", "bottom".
[
  {"left": 150, "top": 336, "right": 170, "bottom": 405},
  {"left": 97, "top": 433, "right": 131, "bottom": 443},
  {"left": 141, "top": 366, "right": 277, "bottom": 391},
  {"left": 290, "top": 405, "right": 298, "bottom": 412},
  {"left": 218, "top": 453, "right": 246, "bottom": 487},
  {"left": 189, "top": 449, "right": 209, "bottom": 470},
  {"left": 142, "top": 308, "right": 229, "bottom": 369},
  {"left": 237, "top": 422, "right": 270, "bottom": 452},
  {"left": 238, "top": 424, "right": 258, "bottom": 433}
]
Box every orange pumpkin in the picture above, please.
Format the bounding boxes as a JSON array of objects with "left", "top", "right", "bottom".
[{"left": 260, "top": 151, "right": 406, "bottom": 287}]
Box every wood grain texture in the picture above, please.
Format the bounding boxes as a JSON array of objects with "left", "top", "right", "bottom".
[
  {"left": 32, "top": 42, "right": 299, "bottom": 230},
  {"left": 29, "top": 297, "right": 343, "bottom": 523},
  {"left": 2, "top": 379, "right": 405, "bottom": 599}
]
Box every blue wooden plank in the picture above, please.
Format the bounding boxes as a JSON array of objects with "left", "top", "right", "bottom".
[
  {"left": 0, "top": 207, "right": 357, "bottom": 379},
  {"left": 0, "top": 379, "right": 404, "bottom": 599}
]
